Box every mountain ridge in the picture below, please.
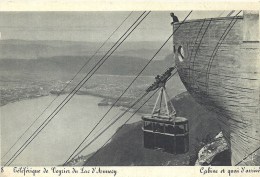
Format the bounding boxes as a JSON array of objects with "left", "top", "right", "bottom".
[
  {"left": 0, "top": 39, "right": 172, "bottom": 60},
  {"left": 0, "top": 54, "right": 174, "bottom": 77}
]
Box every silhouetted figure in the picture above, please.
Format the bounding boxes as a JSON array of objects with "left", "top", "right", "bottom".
[
  {"left": 155, "top": 75, "right": 160, "bottom": 82},
  {"left": 170, "top": 13, "right": 179, "bottom": 24}
]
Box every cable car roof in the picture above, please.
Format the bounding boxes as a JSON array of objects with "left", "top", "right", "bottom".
[{"left": 142, "top": 115, "right": 188, "bottom": 124}]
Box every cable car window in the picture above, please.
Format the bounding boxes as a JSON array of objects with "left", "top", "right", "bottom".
[
  {"left": 144, "top": 121, "right": 153, "bottom": 130},
  {"left": 154, "top": 123, "right": 164, "bottom": 133},
  {"left": 172, "top": 125, "right": 185, "bottom": 134},
  {"left": 165, "top": 124, "right": 174, "bottom": 134}
]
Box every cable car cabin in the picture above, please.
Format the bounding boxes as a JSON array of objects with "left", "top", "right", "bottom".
[
  {"left": 143, "top": 67, "right": 188, "bottom": 154},
  {"left": 142, "top": 115, "right": 189, "bottom": 154}
]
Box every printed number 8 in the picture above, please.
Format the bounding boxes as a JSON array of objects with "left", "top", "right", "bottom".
[{"left": 1, "top": 167, "right": 4, "bottom": 173}]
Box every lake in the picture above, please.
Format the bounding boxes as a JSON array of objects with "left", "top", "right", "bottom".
[{"left": 1, "top": 94, "right": 141, "bottom": 166}]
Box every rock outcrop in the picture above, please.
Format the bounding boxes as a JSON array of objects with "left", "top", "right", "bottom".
[{"left": 195, "top": 132, "right": 230, "bottom": 166}]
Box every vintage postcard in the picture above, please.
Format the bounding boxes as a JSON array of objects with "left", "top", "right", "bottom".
[{"left": 0, "top": 0, "right": 259, "bottom": 177}]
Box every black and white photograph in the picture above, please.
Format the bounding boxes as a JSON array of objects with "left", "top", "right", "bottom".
[{"left": 0, "top": 8, "right": 259, "bottom": 169}]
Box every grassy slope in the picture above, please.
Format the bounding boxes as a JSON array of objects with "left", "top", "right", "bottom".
[{"left": 84, "top": 92, "right": 221, "bottom": 166}]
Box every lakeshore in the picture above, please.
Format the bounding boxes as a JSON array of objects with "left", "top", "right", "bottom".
[{"left": 1, "top": 94, "right": 142, "bottom": 166}]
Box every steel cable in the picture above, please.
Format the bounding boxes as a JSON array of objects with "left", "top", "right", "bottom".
[
  {"left": 4, "top": 11, "right": 148, "bottom": 166},
  {"left": 1, "top": 11, "right": 134, "bottom": 160},
  {"left": 64, "top": 10, "right": 193, "bottom": 164}
]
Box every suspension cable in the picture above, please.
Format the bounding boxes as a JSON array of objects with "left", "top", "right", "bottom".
[
  {"left": 68, "top": 68, "right": 177, "bottom": 164},
  {"left": 80, "top": 68, "right": 177, "bottom": 151},
  {"left": 178, "top": 10, "right": 256, "bottom": 166},
  {"left": 205, "top": 10, "right": 242, "bottom": 92},
  {"left": 235, "top": 146, "right": 260, "bottom": 166},
  {"left": 5, "top": 10, "right": 192, "bottom": 166},
  {"left": 188, "top": 18, "right": 206, "bottom": 82},
  {"left": 1, "top": 11, "right": 134, "bottom": 160},
  {"left": 75, "top": 70, "right": 178, "bottom": 165},
  {"left": 64, "top": 11, "right": 192, "bottom": 164},
  {"left": 190, "top": 18, "right": 212, "bottom": 84},
  {"left": 66, "top": 91, "right": 149, "bottom": 163},
  {"left": 191, "top": 10, "right": 241, "bottom": 89},
  {"left": 215, "top": 11, "right": 258, "bottom": 166},
  {"left": 4, "top": 11, "right": 149, "bottom": 166},
  {"left": 64, "top": 14, "right": 179, "bottom": 164},
  {"left": 84, "top": 90, "right": 159, "bottom": 165}
]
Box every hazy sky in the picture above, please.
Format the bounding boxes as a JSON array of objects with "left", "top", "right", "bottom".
[{"left": 0, "top": 11, "right": 236, "bottom": 42}]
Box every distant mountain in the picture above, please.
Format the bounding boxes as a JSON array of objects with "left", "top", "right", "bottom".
[
  {"left": 0, "top": 40, "right": 104, "bottom": 59},
  {"left": 0, "top": 54, "right": 174, "bottom": 77},
  {"left": 0, "top": 39, "right": 172, "bottom": 60}
]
